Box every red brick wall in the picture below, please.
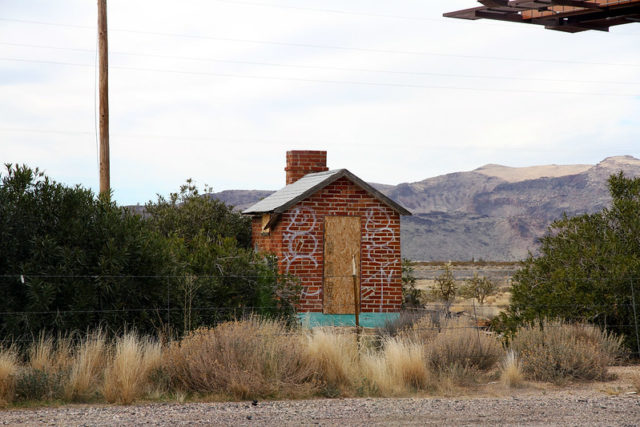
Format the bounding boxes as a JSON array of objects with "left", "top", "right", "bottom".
[
  {"left": 285, "top": 150, "right": 329, "bottom": 185},
  {"left": 251, "top": 217, "right": 283, "bottom": 255},
  {"left": 252, "top": 176, "right": 402, "bottom": 313}
]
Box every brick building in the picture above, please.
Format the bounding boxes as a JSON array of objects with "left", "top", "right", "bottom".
[{"left": 244, "top": 151, "right": 411, "bottom": 323}]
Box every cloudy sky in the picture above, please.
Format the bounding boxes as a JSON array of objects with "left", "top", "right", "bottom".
[{"left": 1, "top": 0, "right": 639, "bottom": 205}]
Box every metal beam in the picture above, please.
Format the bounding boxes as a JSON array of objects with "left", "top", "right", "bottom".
[
  {"left": 476, "top": 9, "right": 525, "bottom": 21},
  {"left": 550, "top": 0, "right": 602, "bottom": 9},
  {"left": 443, "top": 6, "right": 484, "bottom": 19}
]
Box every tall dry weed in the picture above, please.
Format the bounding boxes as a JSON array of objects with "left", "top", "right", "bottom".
[
  {"left": 305, "top": 328, "right": 359, "bottom": 395},
  {"left": 165, "top": 317, "right": 315, "bottom": 399},
  {"left": 64, "top": 330, "right": 107, "bottom": 401},
  {"left": 103, "top": 333, "right": 162, "bottom": 404},
  {"left": 28, "top": 334, "right": 55, "bottom": 373},
  {"left": 0, "top": 347, "right": 19, "bottom": 407},
  {"left": 27, "top": 333, "right": 72, "bottom": 373},
  {"left": 500, "top": 350, "right": 524, "bottom": 388},
  {"left": 362, "top": 337, "right": 431, "bottom": 396}
]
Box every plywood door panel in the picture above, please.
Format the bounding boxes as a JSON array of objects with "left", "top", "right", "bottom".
[{"left": 323, "top": 216, "right": 360, "bottom": 314}]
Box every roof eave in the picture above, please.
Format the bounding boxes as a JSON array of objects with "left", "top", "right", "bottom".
[
  {"left": 243, "top": 169, "right": 412, "bottom": 216},
  {"left": 339, "top": 170, "right": 412, "bottom": 216}
]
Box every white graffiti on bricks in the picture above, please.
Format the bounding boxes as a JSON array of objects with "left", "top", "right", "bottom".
[
  {"left": 362, "top": 207, "right": 397, "bottom": 311},
  {"left": 282, "top": 206, "right": 321, "bottom": 297}
]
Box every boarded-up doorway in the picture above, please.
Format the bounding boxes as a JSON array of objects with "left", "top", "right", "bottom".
[{"left": 323, "top": 216, "right": 360, "bottom": 314}]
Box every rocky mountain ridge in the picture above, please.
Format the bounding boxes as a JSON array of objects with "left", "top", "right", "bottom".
[{"left": 211, "top": 155, "right": 640, "bottom": 261}]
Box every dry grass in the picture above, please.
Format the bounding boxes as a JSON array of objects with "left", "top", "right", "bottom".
[
  {"left": 64, "top": 330, "right": 107, "bottom": 401},
  {"left": 305, "top": 328, "right": 359, "bottom": 395},
  {"left": 510, "top": 320, "right": 625, "bottom": 384},
  {"left": 426, "top": 318, "right": 503, "bottom": 373},
  {"left": 165, "top": 317, "right": 316, "bottom": 399},
  {"left": 4, "top": 316, "right": 633, "bottom": 405},
  {"left": 28, "top": 333, "right": 73, "bottom": 374},
  {"left": 631, "top": 371, "right": 640, "bottom": 393},
  {"left": 103, "top": 333, "right": 162, "bottom": 404},
  {"left": 362, "top": 337, "right": 431, "bottom": 396},
  {"left": 500, "top": 350, "right": 524, "bottom": 388},
  {"left": 28, "top": 334, "right": 54, "bottom": 373},
  {"left": 0, "top": 347, "right": 19, "bottom": 407}
]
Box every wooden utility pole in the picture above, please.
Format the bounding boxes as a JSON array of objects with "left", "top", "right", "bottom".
[{"left": 98, "top": 0, "right": 110, "bottom": 198}]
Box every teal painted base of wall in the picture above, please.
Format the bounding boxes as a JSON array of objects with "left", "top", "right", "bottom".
[{"left": 298, "top": 312, "right": 399, "bottom": 328}]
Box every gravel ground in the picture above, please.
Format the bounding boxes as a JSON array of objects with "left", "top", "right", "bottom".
[
  {"left": 2, "top": 393, "right": 640, "bottom": 426},
  {"left": 3, "top": 367, "right": 640, "bottom": 426}
]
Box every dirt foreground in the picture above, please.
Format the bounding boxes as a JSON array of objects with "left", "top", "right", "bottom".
[
  {"left": 2, "top": 367, "right": 640, "bottom": 426},
  {"left": 2, "top": 394, "right": 639, "bottom": 426}
]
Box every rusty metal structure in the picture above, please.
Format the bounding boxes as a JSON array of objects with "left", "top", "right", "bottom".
[{"left": 445, "top": 0, "right": 640, "bottom": 32}]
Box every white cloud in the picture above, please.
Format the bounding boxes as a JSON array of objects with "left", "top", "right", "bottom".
[{"left": 1, "top": 0, "right": 639, "bottom": 203}]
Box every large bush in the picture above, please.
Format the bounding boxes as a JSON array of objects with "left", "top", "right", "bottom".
[
  {"left": 0, "top": 165, "right": 298, "bottom": 339},
  {"left": 510, "top": 320, "right": 625, "bottom": 383},
  {"left": 144, "top": 179, "right": 300, "bottom": 330},
  {"left": 0, "top": 164, "right": 173, "bottom": 337},
  {"left": 164, "top": 318, "right": 315, "bottom": 399},
  {"left": 495, "top": 172, "right": 640, "bottom": 351}
]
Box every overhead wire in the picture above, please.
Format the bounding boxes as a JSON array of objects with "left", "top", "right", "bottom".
[
  {"left": 0, "top": 57, "right": 636, "bottom": 97},
  {"left": 211, "top": 0, "right": 445, "bottom": 21},
  {"left": 2, "top": 41, "right": 640, "bottom": 86},
  {"left": 0, "top": 17, "right": 639, "bottom": 67}
]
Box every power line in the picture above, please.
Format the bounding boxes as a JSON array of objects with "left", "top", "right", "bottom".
[
  {"left": 3, "top": 41, "right": 640, "bottom": 86},
  {"left": 0, "top": 127, "right": 92, "bottom": 136},
  {"left": 1, "top": 17, "right": 639, "bottom": 67},
  {"left": 0, "top": 127, "right": 474, "bottom": 150},
  {"left": 0, "top": 127, "right": 437, "bottom": 150},
  {"left": 212, "top": 0, "right": 441, "bottom": 21},
  {"left": 0, "top": 57, "right": 636, "bottom": 97}
]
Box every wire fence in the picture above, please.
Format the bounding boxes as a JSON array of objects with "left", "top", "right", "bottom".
[
  {"left": 1, "top": 273, "right": 640, "bottom": 356},
  {"left": 1, "top": 302, "right": 640, "bottom": 354}
]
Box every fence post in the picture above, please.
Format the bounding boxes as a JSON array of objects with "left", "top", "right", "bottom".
[
  {"left": 167, "top": 278, "right": 170, "bottom": 333},
  {"left": 630, "top": 278, "right": 640, "bottom": 358},
  {"left": 472, "top": 299, "right": 482, "bottom": 349},
  {"left": 352, "top": 255, "right": 361, "bottom": 352}
]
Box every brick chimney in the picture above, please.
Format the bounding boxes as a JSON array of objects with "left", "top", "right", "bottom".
[{"left": 285, "top": 150, "right": 328, "bottom": 185}]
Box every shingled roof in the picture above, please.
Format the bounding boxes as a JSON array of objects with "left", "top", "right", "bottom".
[{"left": 243, "top": 169, "right": 411, "bottom": 216}]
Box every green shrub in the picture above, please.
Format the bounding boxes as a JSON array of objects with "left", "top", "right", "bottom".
[
  {"left": 15, "top": 368, "right": 64, "bottom": 401},
  {"left": 459, "top": 273, "right": 497, "bottom": 305},
  {"left": 0, "top": 165, "right": 299, "bottom": 340},
  {"left": 401, "top": 258, "right": 422, "bottom": 308},
  {"left": 430, "top": 262, "right": 458, "bottom": 312},
  {"left": 500, "top": 173, "right": 640, "bottom": 351}
]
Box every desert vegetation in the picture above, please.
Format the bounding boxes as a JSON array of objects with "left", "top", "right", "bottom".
[
  {"left": 0, "top": 315, "right": 629, "bottom": 408},
  {"left": 495, "top": 172, "right": 640, "bottom": 352},
  {"left": 0, "top": 165, "right": 298, "bottom": 341}
]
